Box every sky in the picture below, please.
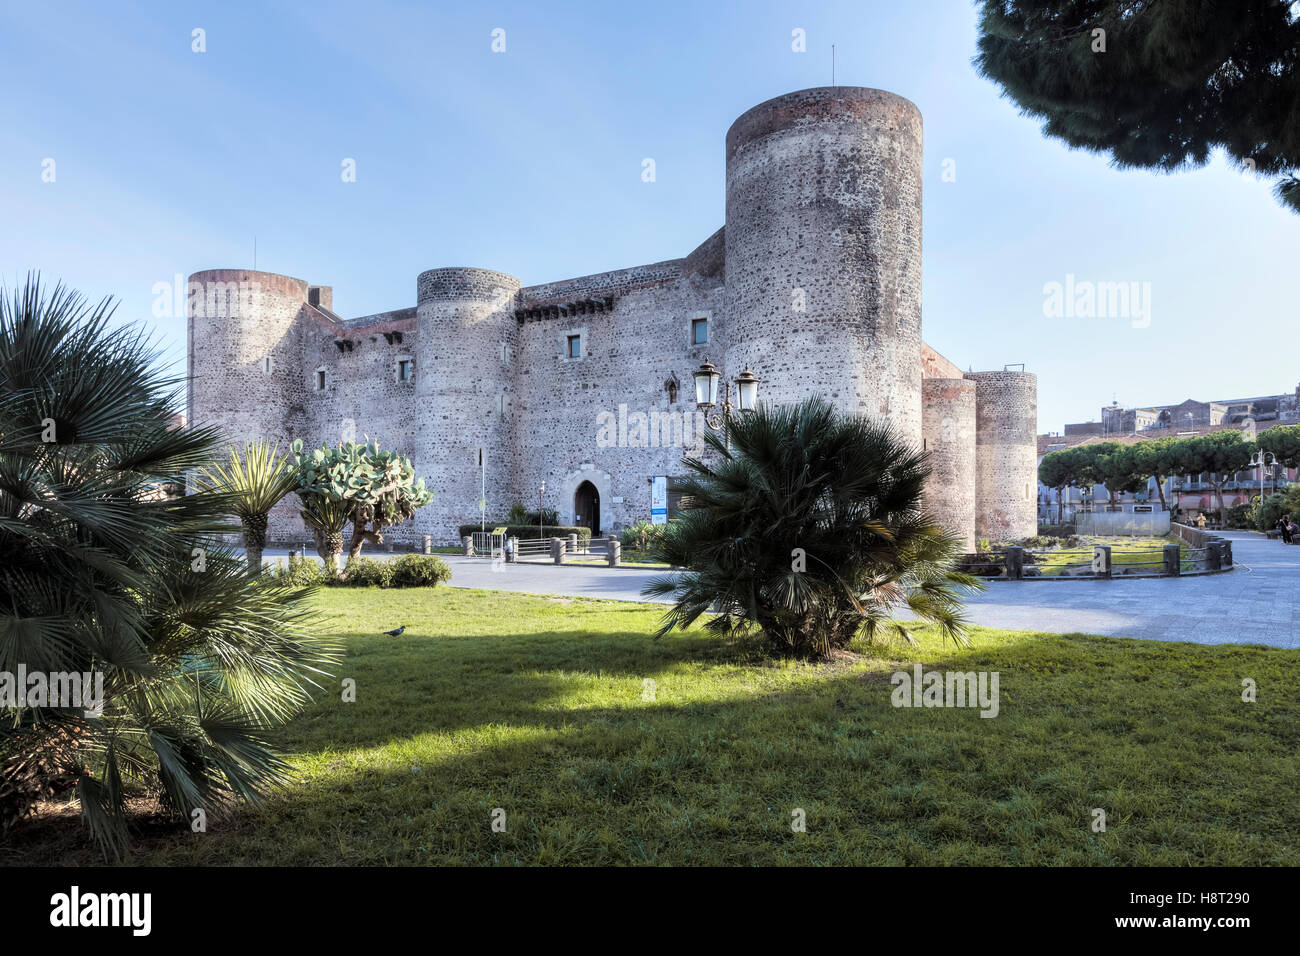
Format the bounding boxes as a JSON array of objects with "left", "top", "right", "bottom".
[{"left": 1, "top": 0, "right": 1295, "bottom": 434}]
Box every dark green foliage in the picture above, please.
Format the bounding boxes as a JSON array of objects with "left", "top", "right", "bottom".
[
  {"left": 1259, "top": 423, "right": 1300, "bottom": 467},
  {"left": 0, "top": 275, "right": 339, "bottom": 859},
  {"left": 620, "top": 521, "right": 664, "bottom": 551},
  {"left": 389, "top": 554, "right": 451, "bottom": 588},
  {"left": 1223, "top": 503, "right": 1254, "bottom": 529},
  {"left": 264, "top": 554, "right": 450, "bottom": 588},
  {"left": 1255, "top": 487, "right": 1300, "bottom": 531},
  {"left": 974, "top": 0, "right": 1300, "bottom": 213},
  {"left": 457, "top": 523, "right": 591, "bottom": 542},
  {"left": 341, "top": 557, "right": 394, "bottom": 588},
  {"left": 644, "top": 398, "right": 983, "bottom": 660}
]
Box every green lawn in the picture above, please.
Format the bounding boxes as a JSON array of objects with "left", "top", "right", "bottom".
[{"left": 12, "top": 588, "right": 1299, "bottom": 865}]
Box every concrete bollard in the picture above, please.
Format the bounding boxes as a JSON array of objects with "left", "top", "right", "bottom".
[
  {"left": 1005, "top": 546, "right": 1024, "bottom": 580},
  {"left": 423, "top": 535, "right": 432, "bottom": 555},
  {"left": 1092, "top": 545, "right": 1112, "bottom": 578},
  {"left": 550, "top": 537, "right": 566, "bottom": 564},
  {"left": 1163, "top": 544, "right": 1181, "bottom": 576},
  {"left": 506, "top": 536, "right": 519, "bottom": 563},
  {"left": 462, "top": 535, "right": 474, "bottom": 557},
  {"left": 568, "top": 533, "right": 579, "bottom": 553},
  {"left": 607, "top": 540, "right": 621, "bottom": 567}
]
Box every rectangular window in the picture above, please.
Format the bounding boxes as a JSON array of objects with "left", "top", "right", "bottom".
[
  {"left": 567, "top": 334, "right": 581, "bottom": 359},
  {"left": 316, "top": 369, "right": 326, "bottom": 390},
  {"left": 691, "top": 318, "right": 708, "bottom": 345},
  {"left": 398, "top": 359, "right": 411, "bottom": 381}
]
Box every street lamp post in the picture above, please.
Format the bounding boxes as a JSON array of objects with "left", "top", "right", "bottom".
[
  {"left": 538, "top": 481, "right": 545, "bottom": 540},
  {"left": 1249, "top": 450, "right": 1274, "bottom": 512},
  {"left": 693, "top": 358, "right": 761, "bottom": 451}
]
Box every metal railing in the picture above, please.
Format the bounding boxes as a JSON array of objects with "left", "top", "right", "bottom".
[{"left": 957, "top": 540, "right": 1232, "bottom": 579}]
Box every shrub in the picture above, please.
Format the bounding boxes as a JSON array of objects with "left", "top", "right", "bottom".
[
  {"left": 621, "top": 521, "right": 663, "bottom": 551},
  {"left": 1256, "top": 488, "right": 1300, "bottom": 531},
  {"left": 644, "top": 397, "right": 983, "bottom": 659},
  {"left": 342, "top": 556, "right": 394, "bottom": 587},
  {"left": 390, "top": 554, "right": 452, "bottom": 588},
  {"left": 457, "top": 524, "right": 591, "bottom": 543},
  {"left": 1223, "top": 503, "right": 1254, "bottom": 529},
  {"left": 264, "top": 553, "right": 330, "bottom": 588}
]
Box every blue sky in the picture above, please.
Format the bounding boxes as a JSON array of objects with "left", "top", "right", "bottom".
[{"left": 1, "top": 0, "right": 1295, "bottom": 433}]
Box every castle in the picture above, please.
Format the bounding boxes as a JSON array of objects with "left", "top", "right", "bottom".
[{"left": 187, "top": 87, "right": 1038, "bottom": 549}]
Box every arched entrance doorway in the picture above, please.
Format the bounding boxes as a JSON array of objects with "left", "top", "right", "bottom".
[{"left": 574, "top": 481, "right": 600, "bottom": 534}]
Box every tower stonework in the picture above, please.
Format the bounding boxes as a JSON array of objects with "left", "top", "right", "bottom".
[
  {"left": 922, "top": 378, "right": 977, "bottom": 550},
  {"left": 187, "top": 87, "right": 1037, "bottom": 547},
  {"left": 723, "top": 88, "right": 923, "bottom": 447},
  {"left": 414, "top": 268, "right": 522, "bottom": 539},
  {"left": 966, "top": 370, "right": 1039, "bottom": 542}
]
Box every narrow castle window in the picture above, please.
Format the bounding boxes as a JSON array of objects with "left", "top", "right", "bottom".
[
  {"left": 692, "top": 318, "right": 708, "bottom": 345},
  {"left": 567, "top": 334, "right": 581, "bottom": 359},
  {"left": 263, "top": 356, "right": 273, "bottom": 374},
  {"left": 397, "top": 359, "right": 412, "bottom": 382},
  {"left": 316, "top": 369, "right": 326, "bottom": 391}
]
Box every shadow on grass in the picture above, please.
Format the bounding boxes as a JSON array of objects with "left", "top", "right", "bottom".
[{"left": 10, "top": 612, "right": 1298, "bottom": 867}]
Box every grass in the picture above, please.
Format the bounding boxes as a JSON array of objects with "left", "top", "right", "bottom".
[
  {"left": 1006, "top": 535, "right": 1195, "bottom": 577},
  {"left": 8, "top": 587, "right": 1298, "bottom": 866}
]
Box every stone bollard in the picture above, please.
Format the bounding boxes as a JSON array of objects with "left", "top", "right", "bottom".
[
  {"left": 1163, "top": 544, "right": 1181, "bottom": 576},
  {"left": 607, "top": 540, "right": 621, "bottom": 567},
  {"left": 423, "top": 535, "right": 432, "bottom": 555},
  {"left": 1092, "top": 545, "right": 1112, "bottom": 578},
  {"left": 1206, "top": 542, "right": 1222, "bottom": 571},
  {"left": 568, "top": 533, "right": 579, "bottom": 554},
  {"left": 551, "top": 537, "right": 566, "bottom": 564},
  {"left": 1005, "top": 546, "right": 1024, "bottom": 580},
  {"left": 506, "top": 536, "right": 519, "bottom": 563},
  {"left": 462, "top": 535, "right": 474, "bottom": 557}
]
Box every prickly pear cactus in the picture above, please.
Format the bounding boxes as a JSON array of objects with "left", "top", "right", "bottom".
[{"left": 290, "top": 438, "right": 433, "bottom": 571}]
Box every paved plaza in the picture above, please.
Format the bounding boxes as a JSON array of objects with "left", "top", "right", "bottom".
[
  {"left": 425, "top": 531, "right": 1300, "bottom": 648},
  {"left": 260, "top": 531, "right": 1299, "bottom": 647}
]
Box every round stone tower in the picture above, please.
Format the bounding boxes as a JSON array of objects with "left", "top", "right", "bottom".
[
  {"left": 414, "top": 267, "right": 522, "bottom": 541},
  {"left": 723, "top": 87, "right": 924, "bottom": 449},
  {"left": 921, "top": 378, "right": 977, "bottom": 550},
  {"left": 965, "top": 370, "right": 1038, "bottom": 542},
  {"left": 187, "top": 268, "right": 308, "bottom": 443}
]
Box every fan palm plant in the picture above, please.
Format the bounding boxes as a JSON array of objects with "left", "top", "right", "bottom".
[
  {"left": 0, "top": 275, "right": 339, "bottom": 859},
  {"left": 194, "top": 440, "right": 298, "bottom": 574},
  {"left": 643, "top": 397, "right": 983, "bottom": 660},
  {"left": 297, "top": 494, "right": 352, "bottom": 577}
]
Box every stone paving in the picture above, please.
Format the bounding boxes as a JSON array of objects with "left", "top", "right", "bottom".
[{"left": 263, "top": 531, "right": 1300, "bottom": 648}]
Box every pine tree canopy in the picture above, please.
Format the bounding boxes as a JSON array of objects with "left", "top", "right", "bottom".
[{"left": 974, "top": 0, "right": 1300, "bottom": 212}]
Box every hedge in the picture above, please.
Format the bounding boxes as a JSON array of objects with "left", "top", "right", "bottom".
[{"left": 457, "top": 524, "right": 592, "bottom": 542}]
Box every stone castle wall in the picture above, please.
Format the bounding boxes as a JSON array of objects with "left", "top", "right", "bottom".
[
  {"left": 187, "top": 87, "right": 1038, "bottom": 547},
  {"left": 966, "top": 370, "right": 1039, "bottom": 542}
]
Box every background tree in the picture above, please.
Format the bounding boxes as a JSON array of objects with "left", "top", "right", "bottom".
[
  {"left": 194, "top": 440, "right": 297, "bottom": 574},
  {"left": 1098, "top": 443, "right": 1154, "bottom": 504},
  {"left": 291, "top": 438, "right": 433, "bottom": 574},
  {"left": 643, "top": 398, "right": 983, "bottom": 661},
  {"left": 0, "top": 276, "right": 339, "bottom": 859},
  {"left": 1259, "top": 423, "right": 1300, "bottom": 468},
  {"left": 1129, "top": 437, "right": 1177, "bottom": 511},
  {"left": 974, "top": 0, "right": 1300, "bottom": 214},
  {"left": 1173, "top": 431, "right": 1255, "bottom": 514},
  {"left": 1038, "top": 446, "right": 1082, "bottom": 522},
  {"left": 1073, "top": 441, "right": 1120, "bottom": 505}
]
